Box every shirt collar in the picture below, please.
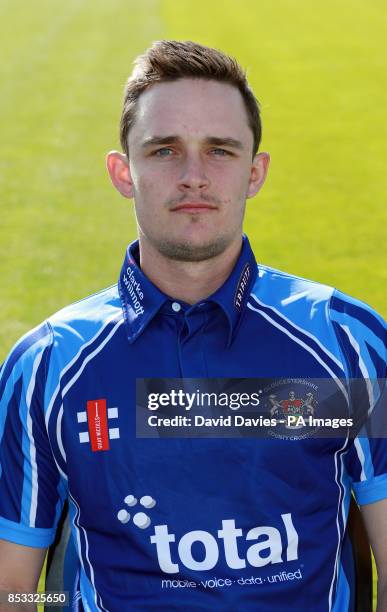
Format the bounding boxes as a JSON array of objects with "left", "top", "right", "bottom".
[
  {"left": 208, "top": 235, "right": 257, "bottom": 344},
  {"left": 118, "top": 235, "right": 257, "bottom": 345}
]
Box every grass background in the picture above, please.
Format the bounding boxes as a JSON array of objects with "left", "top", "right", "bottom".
[{"left": 0, "top": 0, "right": 385, "bottom": 608}]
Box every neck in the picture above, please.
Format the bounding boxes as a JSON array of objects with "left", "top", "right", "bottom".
[{"left": 139, "top": 236, "right": 243, "bottom": 305}]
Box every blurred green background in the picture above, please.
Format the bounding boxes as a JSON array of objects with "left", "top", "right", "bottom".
[{"left": 1, "top": 0, "right": 386, "bottom": 606}]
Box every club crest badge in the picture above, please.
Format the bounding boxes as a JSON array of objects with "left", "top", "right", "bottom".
[
  {"left": 269, "top": 390, "right": 317, "bottom": 429},
  {"left": 258, "top": 379, "right": 323, "bottom": 440}
]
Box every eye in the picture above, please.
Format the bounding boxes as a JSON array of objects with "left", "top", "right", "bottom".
[
  {"left": 210, "top": 148, "right": 231, "bottom": 157},
  {"left": 154, "top": 147, "right": 174, "bottom": 157}
]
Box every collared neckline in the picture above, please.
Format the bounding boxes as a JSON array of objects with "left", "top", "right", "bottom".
[
  {"left": 118, "top": 236, "right": 257, "bottom": 345},
  {"left": 208, "top": 235, "right": 257, "bottom": 345}
]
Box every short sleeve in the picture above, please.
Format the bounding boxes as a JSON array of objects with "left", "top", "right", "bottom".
[
  {"left": 330, "top": 290, "right": 387, "bottom": 505},
  {"left": 0, "top": 322, "right": 65, "bottom": 547}
]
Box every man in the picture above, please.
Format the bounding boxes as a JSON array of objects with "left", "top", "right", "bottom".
[{"left": 0, "top": 40, "right": 386, "bottom": 611}]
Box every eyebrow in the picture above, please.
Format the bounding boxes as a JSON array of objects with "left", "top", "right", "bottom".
[{"left": 141, "top": 135, "right": 244, "bottom": 150}]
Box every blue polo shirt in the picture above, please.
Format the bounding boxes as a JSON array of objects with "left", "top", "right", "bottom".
[{"left": 0, "top": 236, "right": 386, "bottom": 612}]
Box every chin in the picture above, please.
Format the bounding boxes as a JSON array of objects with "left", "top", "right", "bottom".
[{"left": 155, "top": 236, "right": 231, "bottom": 263}]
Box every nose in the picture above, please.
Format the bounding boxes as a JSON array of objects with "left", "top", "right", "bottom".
[{"left": 178, "top": 153, "right": 210, "bottom": 191}]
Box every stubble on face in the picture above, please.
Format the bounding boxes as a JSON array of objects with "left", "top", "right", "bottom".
[
  {"left": 136, "top": 189, "right": 247, "bottom": 262},
  {"left": 142, "top": 220, "right": 233, "bottom": 262}
]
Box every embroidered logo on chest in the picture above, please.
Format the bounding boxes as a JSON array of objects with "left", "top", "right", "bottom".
[{"left": 77, "top": 399, "right": 120, "bottom": 451}]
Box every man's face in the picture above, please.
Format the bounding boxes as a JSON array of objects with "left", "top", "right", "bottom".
[{"left": 110, "top": 78, "right": 269, "bottom": 262}]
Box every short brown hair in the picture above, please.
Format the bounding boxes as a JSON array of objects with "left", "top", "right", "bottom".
[{"left": 120, "top": 40, "right": 261, "bottom": 158}]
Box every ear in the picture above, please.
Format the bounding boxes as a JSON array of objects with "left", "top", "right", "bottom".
[
  {"left": 106, "top": 151, "right": 134, "bottom": 199},
  {"left": 246, "top": 152, "right": 270, "bottom": 199}
]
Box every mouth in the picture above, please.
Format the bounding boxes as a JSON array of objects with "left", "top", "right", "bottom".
[{"left": 170, "top": 202, "right": 218, "bottom": 214}]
